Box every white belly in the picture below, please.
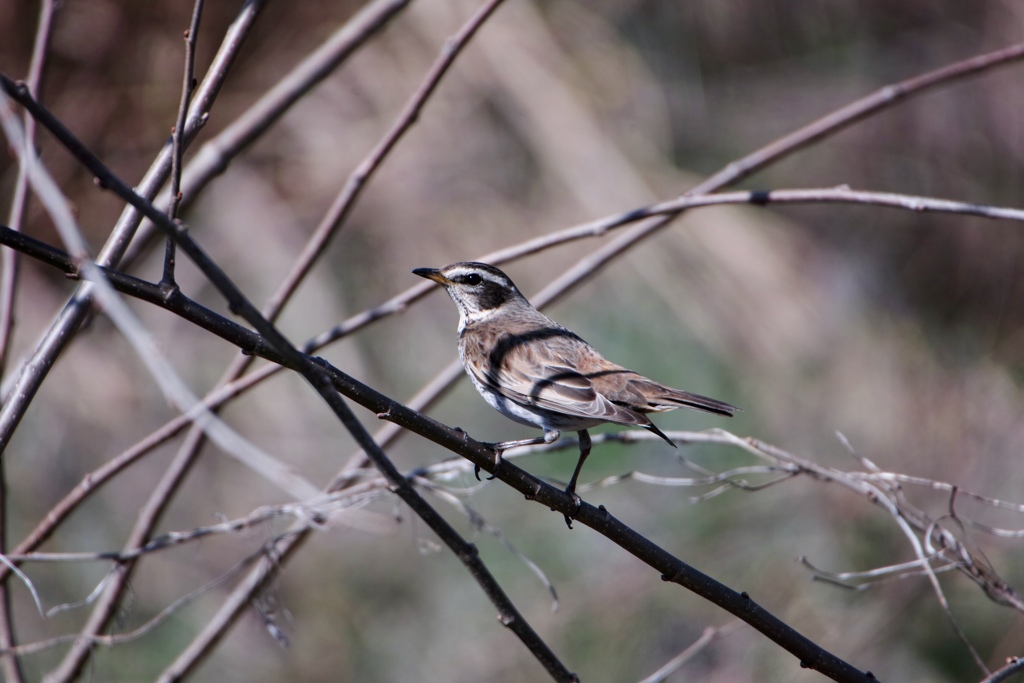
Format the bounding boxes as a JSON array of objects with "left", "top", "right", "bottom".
[{"left": 463, "top": 363, "right": 603, "bottom": 434}]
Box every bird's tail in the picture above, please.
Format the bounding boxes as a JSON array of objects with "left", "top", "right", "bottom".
[{"left": 650, "top": 387, "right": 739, "bottom": 417}]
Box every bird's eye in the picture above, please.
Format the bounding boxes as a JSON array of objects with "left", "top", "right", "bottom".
[{"left": 462, "top": 273, "right": 482, "bottom": 285}]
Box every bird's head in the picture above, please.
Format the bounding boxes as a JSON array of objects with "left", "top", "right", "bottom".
[{"left": 413, "top": 262, "right": 528, "bottom": 330}]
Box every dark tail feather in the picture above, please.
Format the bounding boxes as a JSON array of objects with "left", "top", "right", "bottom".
[
  {"left": 657, "top": 389, "right": 739, "bottom": 418},
  {"left": 644, "top": 421, "right": 678, "bottom": 448}
]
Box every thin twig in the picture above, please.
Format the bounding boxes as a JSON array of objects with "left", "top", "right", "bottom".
[
  {"left": 0, "top": 2, "right": 57, "bottom": 679},
  {"left": 0, "top": 0, "right": 415, "bottom": 561},
  {"left": 118, "top": 0, "right": 413, "bottom": 267},
  {"left": 327, "top": 42, "right": 1024, "bottom": 526},
  {"left": 0, "top": 543, "right": 278, "bottom": 660},
  {"left": 162, "top": 0, "right": 205, "bottom": 287},
  {"left": 980, "top": 657, "right": 1024, "bottom": 683},
  {"left": 5, "top": 495, "right": 367, "bottom": 564},
  {"left": 693, "top": 42, "right": 1024, "bottom": 194},
  {"left": 2, "top": 30, "right": 576, "bottom": 683},
  {"left": 637, "top": 623, "right": 740, "bottom": 683},
  {"left": 29, "top": 7, "right": 418, "bottom": 668},
  {"left": 8, "top": 30, "right": 1024, "bottom": 683},
  {"left": 0, "top": 0, "right": 269, "bottom": 460},
  {"left": 5, "top": 177, "right": 1024, "bottom": 581},
  {"left": 417, "top": 477, "right": 560, "bottom": 610},
  {"left": 0, "top": 0, "right": 56, "bottom": 378},
  {"left": 0, "top": 5, "right": 271, "bottom": 681},
  {"left": 4, "top": 164, "right": 992, "bottom": 547}
]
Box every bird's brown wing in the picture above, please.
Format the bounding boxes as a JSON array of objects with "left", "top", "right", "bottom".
[
  {"left": 468, "top": 329, "right": 655, "bottom": 428},
  {"left": 544, "top": 333, "right": 739, "bottom": 417},
  {"left": 467, "top": 324, "right": 738, "bottom": 419}
]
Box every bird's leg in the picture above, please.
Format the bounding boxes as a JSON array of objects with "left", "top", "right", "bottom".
[
  {"left": 565, "top": 430, "right": 592, "bottom": 498},
  {"left": 562, "top": 429, "right": 592, "bottom": 528},
  {"left": 479, "top": 431, "right": 559, "bottom": 481}
]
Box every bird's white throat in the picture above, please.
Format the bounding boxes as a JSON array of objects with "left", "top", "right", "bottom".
[{"left": 457, "top": 306, "right": 499, "bottom": 333}]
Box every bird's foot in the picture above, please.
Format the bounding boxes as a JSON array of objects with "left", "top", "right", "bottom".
[
  {"left": 478, "top": 442, "right": 505, "bottom": 481},
  {"left": 561, "top": 487, "right": 583, "bottom": 529},
  {"left": 471, "top": 463, "right": 500, "bottom": 481}
]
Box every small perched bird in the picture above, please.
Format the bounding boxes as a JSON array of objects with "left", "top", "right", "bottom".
[{"left": 414, "top": 262, "right": 737, "bottom": 525}]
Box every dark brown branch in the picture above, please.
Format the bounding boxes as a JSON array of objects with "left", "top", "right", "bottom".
[
  {"left": 0, "top": 225, "right": 287, "bottom": 364},
  {"left": 86, "top": 5, "right": 419, "bottom": 675},
  {"left": 0, "top": 10, "right": 272, "bottom": 679},
  {"left": 0, "top": 70, "right": 577, "bottom": 683},
  {"left": 307, "top": 43, "right": 1024, "bottom": 513},
  {"left": 15, "top": 30, "right": 1018, "bottom": 683},
  {"left": 0, "top": 219, "right": 870, "bottom": 682}
]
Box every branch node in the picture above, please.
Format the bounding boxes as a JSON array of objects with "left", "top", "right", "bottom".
[
  {"left": 749, "top": 190, "right": 771, "bottom": 206},
  {"left": 160, "top": 281, "right": 180, "bottom": 302}
]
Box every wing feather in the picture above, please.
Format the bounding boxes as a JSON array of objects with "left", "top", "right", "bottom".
[
  {"left": 462, "top": 323, "right": 738, "bottom": 426},
  {"left": 466, "top": 326, "right": 653, "bottom": 428}
]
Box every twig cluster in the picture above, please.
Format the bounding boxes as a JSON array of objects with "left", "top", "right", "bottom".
[{"left": 0, "top": 2, "right": 1021, "bottom": 682}]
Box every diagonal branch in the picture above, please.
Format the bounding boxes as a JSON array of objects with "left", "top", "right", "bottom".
[
  {"left": 1, "top": 67, "right": 577, "bottom": 683},
  {"left": 118, "top": 0, "right": 414, "bottom": 268},
  {"left": 693, "top": 42, "right": 1024, "bottom": 194},
  {"left": 0, "top": 221, "right": 871, "bottom": 682},
  {"left": 4, "top": 178, "right": 1021, "bottom": 553},
  {"left": 0, "top": 3, "right": 58, "bottom": 682},
  {"left": 3, "top": 175, "right": 1023, "bottom": 556},
  {"left": 335, "top": 42, "right": 1024, "bottom": 502},
  {"left": 8, "top": 28, "right": 1024, "bottom": 683},
  {"left": 0, "top": 0, "right": 269, "bottom": 457}
]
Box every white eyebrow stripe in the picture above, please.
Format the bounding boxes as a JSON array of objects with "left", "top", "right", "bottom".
[{"left": 445, "top": 268, "right": 510, "bottom": 287}]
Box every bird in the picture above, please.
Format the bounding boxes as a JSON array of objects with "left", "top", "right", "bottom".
[{"left": 413, "top": 261, "right": 738, "bottom": 526}]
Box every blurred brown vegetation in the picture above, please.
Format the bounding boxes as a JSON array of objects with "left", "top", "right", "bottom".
[{"left": 1, "top": 0, "right": 1023, "bottom": 681}]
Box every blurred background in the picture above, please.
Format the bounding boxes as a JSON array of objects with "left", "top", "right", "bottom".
[{"left": 1, "top": 0, "right": 1023, "bottom": 681}]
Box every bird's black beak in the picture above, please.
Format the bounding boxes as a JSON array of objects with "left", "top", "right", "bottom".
[{"left": 413, "top": 267, "right": 450, "bottom": 285}]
